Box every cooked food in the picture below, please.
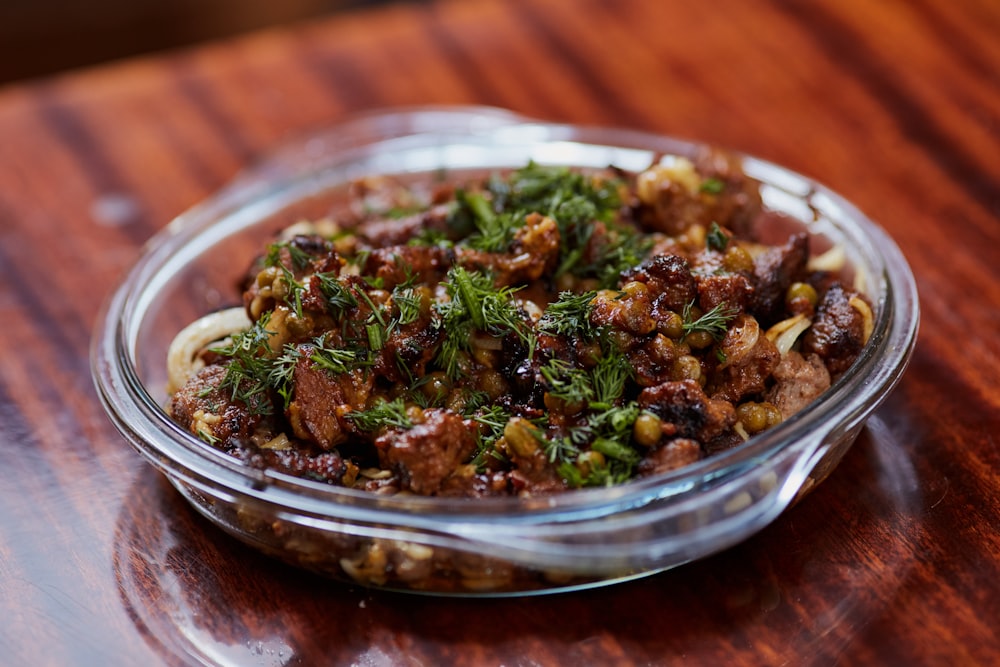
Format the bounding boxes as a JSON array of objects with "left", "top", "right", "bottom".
[{"left": 166, "top": 152, "right": 871, "bottom": 498}]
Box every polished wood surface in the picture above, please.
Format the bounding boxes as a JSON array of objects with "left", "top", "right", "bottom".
[{"left": 2, "top": 0, "right": 998, "bottom": 664}]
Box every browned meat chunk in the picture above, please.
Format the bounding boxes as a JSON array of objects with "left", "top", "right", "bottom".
[
  {"left": 590, "top": 284, "right": 656, "bottom": 336},
  {"left": 751, "top": 232, "right": 809, "bottom": 325},
  {"left": 802, "top": 283, "right": 868, "bottom": 377},
  {"left": 355, "top": 204, "right": 453, "bottom": 246},
  {"left": 362, "top": 244, "right": 454, "bottom": 290},
  {"left": 622, "top": 253, "right": 697, "bottom": 314},
  {"left": 456, "top": 212, "right": 561, "bottom": 286},
  {"left": 708, "top": 314, "right": 781, "bottom": 403},
  {"left": 633, "top": 148, "right": 763, "bottom": 237},
  {"left": 696, "top": 273, "right": 754, "bottom": 314},
  {"left": 502, "top": 417, "right": 567, "bottom": 495},
  {"left": 169, "top": 364, "right": 263, "bottom": 444},
  {"left": 691, "top": 148, "right": 764, "bottom": 239},
  {"left": 376, "top": 321, "right": 444, "bottom": 383},
  {"left": 627, "top": 334, "right": 681, "bottom": 387},
  {"left": 765, "top": 351, "right": 831, "bottom": 419},
  {"left": 287, "top": 355, "right": 373, "bottom": 450},
  {"left": 236, "top": 445, "right": 349, "bottom": 485},
  {"left": 637, "top": 438, "right": 703, "bottom": 477},
  {"left": 375, "top": 409, "right": 477, "bottom": 495},
  {"left": 638, "top": 379, "right": 736, "bottom": 442}
]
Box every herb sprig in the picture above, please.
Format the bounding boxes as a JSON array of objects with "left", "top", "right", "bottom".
[
  {"left": 538, "top": 291, "right": 598, "bottom": 340},
  {"left": 682, "top": 301, "right": 739, "bottom": 341},
  {"left": 346, "top": 398, "right": 413, "bottom": 433},
  {"left": 433, "top": 267, "right": 535, "bottom": 378}
]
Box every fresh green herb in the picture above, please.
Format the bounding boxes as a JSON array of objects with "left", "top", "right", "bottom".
[
  {"left": 485, "top": 162, "right": 628, "bottom": 283},
  {"left": 265, "top": 334, "right": 368, "bottom": 410},
  {"left": 496, "top": 162, "right": 620, "bottom": 218},
  {"left": 265, "top": 240, "right": 313, "bottom": 272},
  {"left": 309, "top": 335, "right": 363, "bottom": 374},
  {"left": 570, "top": 221, "right": 653, "bottom": 289},
  {"left": 434, "top": 320, "right": 471, "bottom": 379},
  {"left": 392, "top": 285, "right": 423, "bottom": 326},
  {"left": 408, "top": 227, "right": 453, "bottom": 247},
  {"left": 196, "top": 428, "right": 220, "bottom": 445},
  {"left": 700, "top": 177, "right": 725, "bottom": 194},
  {"left": 346, "top": 397, "right": 413, "bottom": 432},
  {"left": 433, "top": 267, "right": 535, "bottom": 378},
  {"left": 565, "top": 402, "right": 640, "bottom": 448},
  {"left": 706, "top": 221, "right": 728, "bottom": 252},
  {"left": 589, "top": 345, "right": 632, "bottom": 407},
  {"left": 591, "top": 437, "right": 641, "bottom": 464},
  {"left": 557, "top": 400, "right": 643, "bottom": 487},
  {"left": 315, "top": 272, "right": 358, "bottom": 319},
  {"left": 455, "top": 189, "right": 524, "bottom": 253},
  {"left": 540, "top": 358, "right": 595, "bottom": 405},
  {"left": 212, "top": 314, "right": 278, "bottom": 415},
  {"left": 354, "top": 288, "right": 390, "bottom": 354},
  {"left": 263, "top": 241, "right": 314, "bottom": 318},
  {"left": 543, "top": 434, "right": 581, "bottom": 465},
  {"left": 383, "top": 204, "right": 426, "bottom": 219},
  {"left": 267, "top": 345, "right": 302, "bottom": 409},
  {"left": 351, "top": 249, "right": 372, "bottom": 274},
  {"left": 459, "top": 389, "right": 492, "bottom": 416},
  {"left": 366, "top": 323, "right": 386, "bottom": 351},
  {"left": 538, "top": 291, "right": 598, "bottom": 339},
  {"left": 682, "top": 301, "right": 739, "bottom": 341},
  {"left": 567, "top": 456, "right": 635, "bottom": 488},
  {"left": 469, "top": 405, "right": 513, "bottom": 470}
]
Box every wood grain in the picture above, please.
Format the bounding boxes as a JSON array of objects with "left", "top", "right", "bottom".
[{"left": 1, "top": 0, "right": 998, "bottom": 664}]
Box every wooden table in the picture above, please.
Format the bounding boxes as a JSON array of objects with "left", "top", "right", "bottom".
[{"left": 2, "top": 0, "right": 998, "bottom": 664}]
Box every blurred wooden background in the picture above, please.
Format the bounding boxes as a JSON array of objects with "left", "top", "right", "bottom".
[{"left": 0, "top": 0, "right": 401, "bottom": 84}]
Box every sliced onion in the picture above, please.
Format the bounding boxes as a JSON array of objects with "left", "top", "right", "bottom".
[
  {"left": 470, "top": 332, "right": 504, "bottom": 350},
  {"left": 260, "top": 433, "right": 292, "bottom": 451},
  {"left": 849, "top": 296, "right": 875, "bottom": 344},
  {"left": 166, "top": 307, "right": 251, "bottom": 394},
  {"left": 718, "top": 314, "right": 760, "bottom": 369},
  {"left": 765, "top": 313, "right": 812, "bottom": 356},
  {"left": 806, "top": 244, "right": 846, "bottom": 272}
]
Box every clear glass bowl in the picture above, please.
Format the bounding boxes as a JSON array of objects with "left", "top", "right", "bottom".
[{"left": 92, "top": 106, "right": 919, "bottom": 595}]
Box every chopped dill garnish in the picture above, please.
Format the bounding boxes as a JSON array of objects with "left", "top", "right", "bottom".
[
  {"left": 537, "top": 291, "right": 598, "bottom": 340},
  {"left": 706, "top": 222, "right": 728, "bottom": 252},
  {"left": 315, "top": 272, "right": 358, "bottom": 319},
  {"left": 263, "top": 241, "right": 313, "bottom": 318},
  {"left": 346, "top": 398, "right": 413, "bottom": 432},
  {"left": 309, "top": 335, "right": 364, "bottom": 374},
  {"left": 557, "top": 400, "right": 643, "bottom": 488},
  {"left": 455, "top": 189, "right": 524, "bottom": 253},
  {"left": 433, "top": 267, "right": 535, "bottom": 378},
  {"left": 543, "top": 434, "right": 580, "bottom": 465},
  {"left": 268, "top": 345, "right": 301, "bottom": 409},
  {"left": 700, "top": 177, "right": 725, "bottom": 194},
  {"left": 590, "top": 437, "right": 641, "bottom": 464},
  {"left": 469, "top": 404, "right": 513, "bottom": 470},
  {"left": 589, "top": 345, "right": 632, "bottom": 407},
  {"left": 540, "top": 358, "right": 595, "bottom": 405},
  {"left": 196, "top": 428, "right": 220, "bottom": 445},
  {"left": 589, "top": 224, "right": 654, "bottom": 289},
  {"left": 212, "top": 313, "right": 278, "bottom": 415},
  {"left": 366, "top": 323, "right": 386, "bottom": 351},
  {"left": 682, "top": 301, "right": 739, "bottom": 341},
  {"left": 480, "top": 162, "right": 631, "bottom": 285},
  {"left": 265, "top": 240, "right": 313, "bottom": 272},
  {"left": 392, "top": 285, "right": 423, "bottom": 326}
]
